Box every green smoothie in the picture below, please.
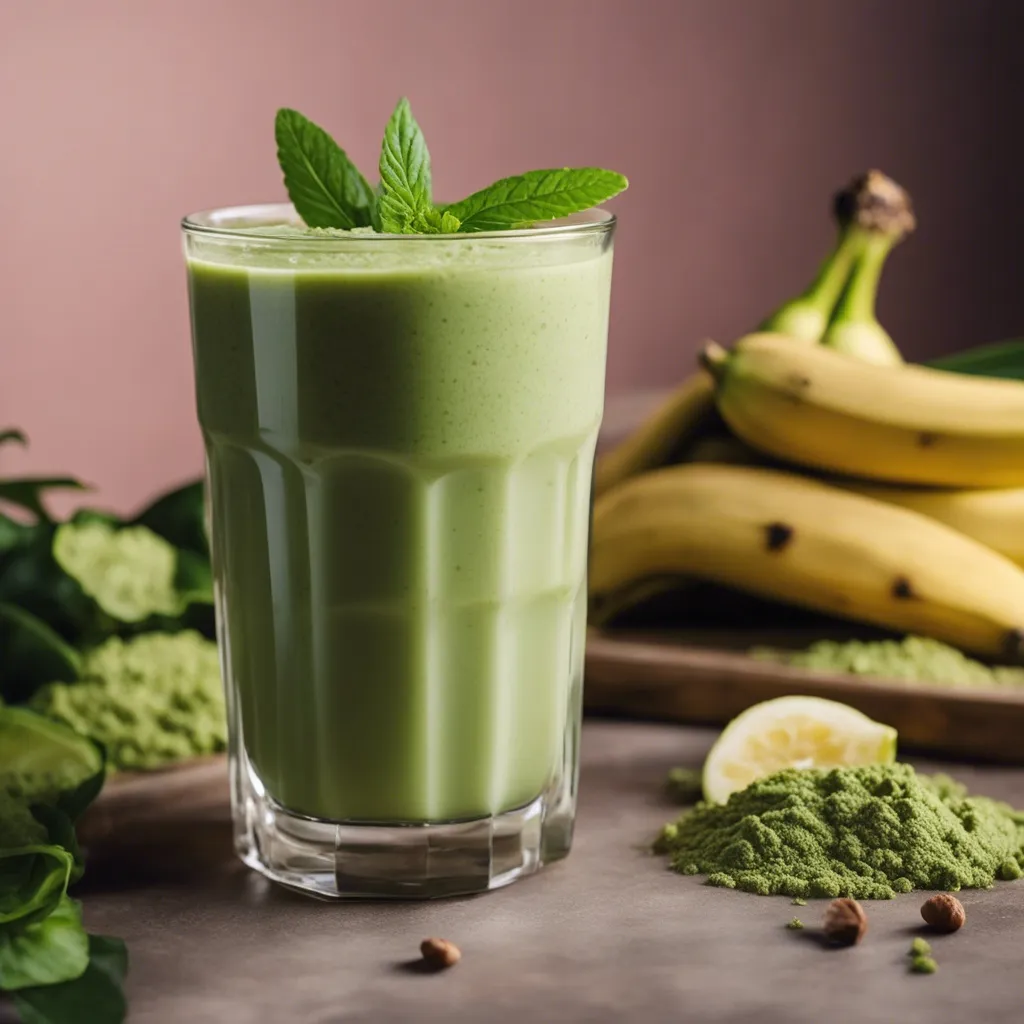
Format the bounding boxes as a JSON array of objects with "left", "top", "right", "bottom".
[{"left": 187, "top": 223, "right": 613, "bottom": 823}]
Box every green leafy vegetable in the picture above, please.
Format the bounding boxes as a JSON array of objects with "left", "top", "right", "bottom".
[
  {"left": 275, "top": 108, "right": 375, "bottom": 230},
  {"left": 12, "top": 934, "right": 128, "bottom": 1024},
  {"left": 0, "top": 845, "right": 73, "bottom": 932},
  {"left": 133, "top": 478, "right": 207, "bottom": 557},
  {"left": 0, "top": 897, "right": 88, "bottom": 990},
  {"left": 928, "top": 338, "right": 1024, "bottom": 380},
  {"left": 444, "top": 167, "right": 628, "bottom": 232},
  {"left": 377, "top": 97, "right": 434, "bottom": 233},
  {"left": 0, "top": 479, "right": 89, "bottom": 525},
  {"left": 0, "top": 431, "right": 27, "bottom": 449},
  {"left": 0, "top": 707, "right": 102, "bottom": 805},
  {"left": 0, "top": 604, "right": 81, "bottom": 704}
]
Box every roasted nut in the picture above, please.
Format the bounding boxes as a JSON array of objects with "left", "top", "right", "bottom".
[
  {"left": 921, "top": 893, "right": 965, "bottom": 933},
  {"left": 420, "top": 937, "right": 461, "bottom": 969},
  {"left": 823, "top": 897, "right": 868, "bottom": 946}
]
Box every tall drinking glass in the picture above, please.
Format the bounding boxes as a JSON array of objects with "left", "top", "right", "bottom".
[{"left": 182, "top": 205, "right": 615, "bottom": 897}]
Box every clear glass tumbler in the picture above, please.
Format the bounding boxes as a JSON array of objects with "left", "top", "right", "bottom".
[{"left": 182, "top": 205, "right": 615, "bottom": 897}]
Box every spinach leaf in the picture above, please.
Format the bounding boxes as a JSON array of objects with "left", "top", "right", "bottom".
[
  {"left": 0, "top": 897, "right": 87, "bottom": 990},
  {"left": 133, "top": 478, "right": 207, "bottom": 557},
  {"left": 0, "top": 605, "right": 80, "bottom": 705},
  {"left": 11, "top": 934, "right": 127, "bottom": 1024},
  {"left": 0, "top": 846, "right": 73, "bottom": 932}
]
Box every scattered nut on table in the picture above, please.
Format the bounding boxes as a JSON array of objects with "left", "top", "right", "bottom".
[
  {"left": 823, "top": 897, "right": 868, "bottom": 946},
  {"left": 921, "top": 893, "right": 965, "bottom": 933},
  {"left": 420, "top": 937, "right": 461, "bottom": 969}
]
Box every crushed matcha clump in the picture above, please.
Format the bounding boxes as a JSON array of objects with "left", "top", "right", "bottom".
[
  {"left": 655, "top": 763, "right": 1024, "bottom": 899},
  {"left": 909, "top": 937, "right": 932, "bottom": 957},
  {"left": 30, "top": 631, "right": 225, "bottom": 771},
  {"left": 752, "top": 635, "right": 1024, "bottom": 688}
]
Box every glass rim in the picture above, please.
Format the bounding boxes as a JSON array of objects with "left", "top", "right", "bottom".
[{"left": 181, "top": 202, "right": 616, "bottom": 245}]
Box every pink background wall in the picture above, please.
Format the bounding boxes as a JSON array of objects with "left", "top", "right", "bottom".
[{"left": 2, "top": 0, "right": 1022, "bottom": 513}]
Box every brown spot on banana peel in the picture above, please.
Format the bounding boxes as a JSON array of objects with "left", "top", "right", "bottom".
[
  {"left": 918, "top": 432, "right": 939, "bottom": 448},
  {"left": 765, "top": 523, "right": 794, "bottom": 552},
  {"left": 892, "top": 576, "right": 916, "bottom": 600}
]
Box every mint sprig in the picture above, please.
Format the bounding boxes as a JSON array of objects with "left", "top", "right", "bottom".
[
  {"left": 275, "top": 99, "right": 627, "bottom": 234},
  {"left": 444, "top": 168, "right": 628, "bottom": 232},
  {"left": 377, "top": 98, "right": 435, "bottom": 233},
  {"left": 275, "top": 109, "right": 375, "bottom": 230}
]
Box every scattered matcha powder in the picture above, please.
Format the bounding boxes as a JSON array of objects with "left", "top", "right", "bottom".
[
  {"left": 30, "top": 631, "right": 225, "bottom": 771},
  {"left": 909, "top": 937, "right": 932, "bottom": 958},
  {"left": 752, "top": 635, "right": 1024, "bottom": 688},
  {"left": 655, "top": 763, "right": 1024, "bottom": 899},
  {"left": 786, "top": 918, "right": 805, "bottom": 930},
  {"left": 792, "top": 897, "right": 807, "bottom": 906}
]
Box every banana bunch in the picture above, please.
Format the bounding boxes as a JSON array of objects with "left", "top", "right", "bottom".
[{"left": 591, "top": 171, "right": 1024, "bottom": 659}]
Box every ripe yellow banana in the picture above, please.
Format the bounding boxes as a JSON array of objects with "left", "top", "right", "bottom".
[
  {"left": 590, "top": 463, "right": 1024, "bottom": 659},
  {"left": 837, "top": 482, "right": 1024, "bottom": 568},
  {"left": 594, "top": 371, "right": 716, "bottom": 497},
  {"left": 703, "top": 333, "right": 1024, "bottom": 487}
]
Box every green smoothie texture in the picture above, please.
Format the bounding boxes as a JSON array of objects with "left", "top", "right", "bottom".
[{"left": 187, "top": 226, "right": 613, "bottom": 822}]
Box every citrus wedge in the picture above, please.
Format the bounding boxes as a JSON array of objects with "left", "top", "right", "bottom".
[{"left": 703, "top": 696, "right": 898, "bottom": 804}]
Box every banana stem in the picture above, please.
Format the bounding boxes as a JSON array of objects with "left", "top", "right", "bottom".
[
  {"left": 830, "top": 231, "right": 892, "bottom": 327},
  {"left": 760, "top": 228, "right": 860, "bottom": 342},
  {"left": 821, "top": 230, "right": 904, "bottom": 365}
]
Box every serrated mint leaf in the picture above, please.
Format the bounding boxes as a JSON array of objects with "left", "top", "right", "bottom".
[
  {"left": 275, "top": 109, "right": 375, "bottom": 230},
  {"left": 378, "top": 98, "right": 433, "bottom": 233},
  {"left": 445, "top": 168, "right": 628, "bottom": 232}
]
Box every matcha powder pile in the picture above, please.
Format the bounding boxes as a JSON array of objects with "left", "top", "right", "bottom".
[{"left": 655, "top": 763, "right": 1024, "bottom": 899}]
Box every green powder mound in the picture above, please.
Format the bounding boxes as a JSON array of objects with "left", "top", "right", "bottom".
[
  {"left": 29, "top": 631, "right": 226, "bottom": 771},
  {"left": 751, "top": 635, "right": 1024, "bottom": 688},
  {"left": 53, "top": 521, "right": 182, "bottom": 623},
  {"left": 655, "top": 763, "right": 1024, "bottom": 899}
]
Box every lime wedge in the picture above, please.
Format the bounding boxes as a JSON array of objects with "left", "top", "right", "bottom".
[{"left": 703, "top": 696, "right": 897, "bottom": 804}]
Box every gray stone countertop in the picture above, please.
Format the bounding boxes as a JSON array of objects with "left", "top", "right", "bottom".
[{"left": 41, "top": 721, "right": 1024, "bottom": 1024}]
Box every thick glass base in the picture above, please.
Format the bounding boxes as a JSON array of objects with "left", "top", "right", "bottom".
[{"left": 232, "top": 756, "right": 575, "bottom": 899}]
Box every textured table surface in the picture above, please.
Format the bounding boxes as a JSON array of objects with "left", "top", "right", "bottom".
[{"left": 31, "top": 720, "right": 1024, "bottom": 1024}]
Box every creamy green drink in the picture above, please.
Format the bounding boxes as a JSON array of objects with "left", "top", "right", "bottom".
[{"left": 183, "top": 100, "right": 623, "bottom": 897}]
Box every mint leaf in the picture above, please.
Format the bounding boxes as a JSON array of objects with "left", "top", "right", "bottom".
[
  {"left": 0, "top": 897, "right": 88, "bottom": 990},
  {"left": 0, "top": 431, "right": 27, "bottom": 449},
  {"left": 275, "top": 109, "right": 375, "bottom": 230},
  {"left": 445, "top": 168, "right": 628, "bottom": 232},
  {"left": 378, "top": 98, "right": 433, "bottom": 232},
  {"left": 12, "top": 934, "right": 128, "bottom": 1024}
]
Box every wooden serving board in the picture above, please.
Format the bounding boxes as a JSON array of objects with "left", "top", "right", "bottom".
[{"left": 583, "top": 628, "right": 1024, "bottom": 764}]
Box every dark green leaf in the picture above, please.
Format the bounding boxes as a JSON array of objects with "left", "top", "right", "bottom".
[
  {"left": 0, "top": 431, "right": 27, "bottom": 449},
  {"left": 174, "top": 550, "right": 213, "bottom": 605},
  {"left": 378, "top": 97, "right": 433, "bottom": 233},
  {"left": 27, "top": 808, "right": 83, "bottom": 883},
  {"left": 68, "top": 509, "right": 121, "bottom": 530},
  {"left": 275, "top": 108, "right": 375, "bottom": 229},
  {"left": 0, "top": 479, "right": 88, "bottom": 525},
  {"left": 0, "top": 897, "right": 87, "bottom": 990},
  {"left": 0, "top": 845, "right": 72, "bottom": 931},
  {"left": 0, "top": 513, "right": 35, "bottom": 561},
  {"left": 927, "top": 338, "right": 1024, "bottom": 380},
  {"left": 0, "top": 605, "right": 80, "bottom": 705},
  {"left": 0, "top": 526, "right": 94, "bottom": 644},
  {"left": 133, "top": 478, "right": 207, "bottom": 557},
  {"left": 445, "top": 167, "right": 628, "bottom": 232},
  {"left": 11, "top": 934, "right": 128, "bottom": 1024}
]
